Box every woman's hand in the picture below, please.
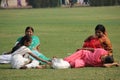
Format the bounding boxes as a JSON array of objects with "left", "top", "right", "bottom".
[
  {"left": 46, "top": 61, "right": 52, "bottom": 65},
  {"left": 76, "top": 48, "right": 81, "bottom": 52}
]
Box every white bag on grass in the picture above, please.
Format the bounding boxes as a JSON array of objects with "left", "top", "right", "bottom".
[{"left": 52, "top": 58, "right": 70, "bottom": 69}]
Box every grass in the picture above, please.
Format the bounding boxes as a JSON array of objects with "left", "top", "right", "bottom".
[{"left": 0, "top": 6, "right": 120, "bottom": 80}]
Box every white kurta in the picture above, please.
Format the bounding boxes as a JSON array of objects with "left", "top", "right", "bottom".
[{"left": 11, "top": 46, "right": 32, "bottom": 69}]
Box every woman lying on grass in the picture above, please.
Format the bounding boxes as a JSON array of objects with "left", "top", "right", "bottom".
[
  {"left": 64, "top": 48, "right": 119, "bottom": 68},
  {"left": 11, "top": 35, "right": 51, "bottom": 69}
]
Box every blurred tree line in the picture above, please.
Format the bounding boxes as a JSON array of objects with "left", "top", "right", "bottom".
[
  {"left": 27, "top": 0, "right": 120, "bottom": 8},
  {"left": 27, "top": 0, "right": 60, "bottom": 8},
  {"left": 0, "top": 0, "right": 119, "bottom": 8},
  {"left": 89, "top": 0, "right": 120, "bottom": 6}
]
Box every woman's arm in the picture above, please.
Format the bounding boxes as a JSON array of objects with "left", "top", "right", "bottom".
[
  {"left": 103, "top": 62, "right": 119, "bottom": 68},
  {"left": 100, "top": 35, "right": 113, "bottom": 55},
  {"left": 28, "top": 52, "right": 51, "bottom": 65},
  {"left": 36, "top": 44, "right": 40, "bottom": 52},
  {"left": 76, "top": 48, "right": 94, "bottom": 52}
]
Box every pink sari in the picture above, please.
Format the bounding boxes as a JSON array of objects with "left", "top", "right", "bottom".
[{"left": 64, "top": 48, "right": 108, "bottom": 68}]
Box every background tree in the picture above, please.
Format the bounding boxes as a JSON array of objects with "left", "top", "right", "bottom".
[
  {"left": 89, "top": 0, "right": 120, "bottom": 6},
  {"left": 28, "top": 0, "right": 60, "bottom": 8}
]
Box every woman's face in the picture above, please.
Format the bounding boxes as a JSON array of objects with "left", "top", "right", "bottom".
[
  {"left": 24, "top": 40, "right": 32, "bottom": 47},
  {"left": 25, "top": 29, "right": 33, "bottom": 36},
  {"left": 95, "top": 30, "right": 104, "bottom": 38}
]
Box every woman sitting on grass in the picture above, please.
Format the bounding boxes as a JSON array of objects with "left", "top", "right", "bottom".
[
  {"left": 11, "top": 35, "right": 51, "bottom": 69},
  {"left": 0, "top": 26, "right": 51, "bottom": 64},
  {"left": 16, "top": 26, "right": 51, "bottom": 65},
  {"left": 77, "top": 24, "right": 113, "bottom": 56}
]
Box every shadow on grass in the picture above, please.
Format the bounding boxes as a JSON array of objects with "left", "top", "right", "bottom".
[{"left": 0, "top": 63, "right": 12, "bottom": 69}]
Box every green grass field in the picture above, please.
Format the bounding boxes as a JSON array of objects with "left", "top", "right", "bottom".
[{"left": 0, "top": 6, "right": 120, "bottom": 80}]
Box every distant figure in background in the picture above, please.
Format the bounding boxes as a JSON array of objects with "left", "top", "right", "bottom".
[
  {"left": 77, "top": 0, "right": 83, "bottom": 5},
  {"left": 69, "top": 0, "right": 74, "bottom": 7},
  {"left": 65, "top": 0, "right": 70, "bottom": 5},
  {"left": 83, "top": 0, "right": 89, "bottom": 5},
  {"left": 25, "top": 0, "right": 29, "bottom": 6},
  {"left": 17, "top": 0, "right": 22, "bottom": 7},
  {"left": 0, "top": 0, "right": 8, "bottom": 8}
]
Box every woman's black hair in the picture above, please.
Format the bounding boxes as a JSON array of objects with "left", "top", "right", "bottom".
[
  {"left": 104, "top": 56, "right": 114, "bottom": 64},
  {"left": 95, "top": 24, "right": 106, "bottom": 34},
  {"left": 11, "top": 35, "right": 31, "bottom": 53},
  {"left": 25, "top": 26, "right": 34, "bottom": 33}
]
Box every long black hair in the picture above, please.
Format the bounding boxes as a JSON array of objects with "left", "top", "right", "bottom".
[
  {"left": 11, "top": 35, "right": 32, "bottom": 53},
  {"left": 25, "top": 26, "right": 34, "bottom": 33},
  {"left": 104, "top": 56, "right": 114, "bottom": 64}
]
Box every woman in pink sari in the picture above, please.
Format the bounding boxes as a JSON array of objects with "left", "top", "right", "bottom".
[{"left": 64, "top": 48, "right": 118, "bottom": 68}]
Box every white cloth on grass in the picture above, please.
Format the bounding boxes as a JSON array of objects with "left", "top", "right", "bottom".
[
  {"left": 0, "top": 54, "right": 11, "bottom": 63},
  {"left": 52, "top": 58, "right": 70, "bottom": 69}
]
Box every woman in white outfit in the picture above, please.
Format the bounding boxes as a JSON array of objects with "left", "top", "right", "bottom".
[{"left": 11, "top": 35, "right": 51, "bottom": 69}]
